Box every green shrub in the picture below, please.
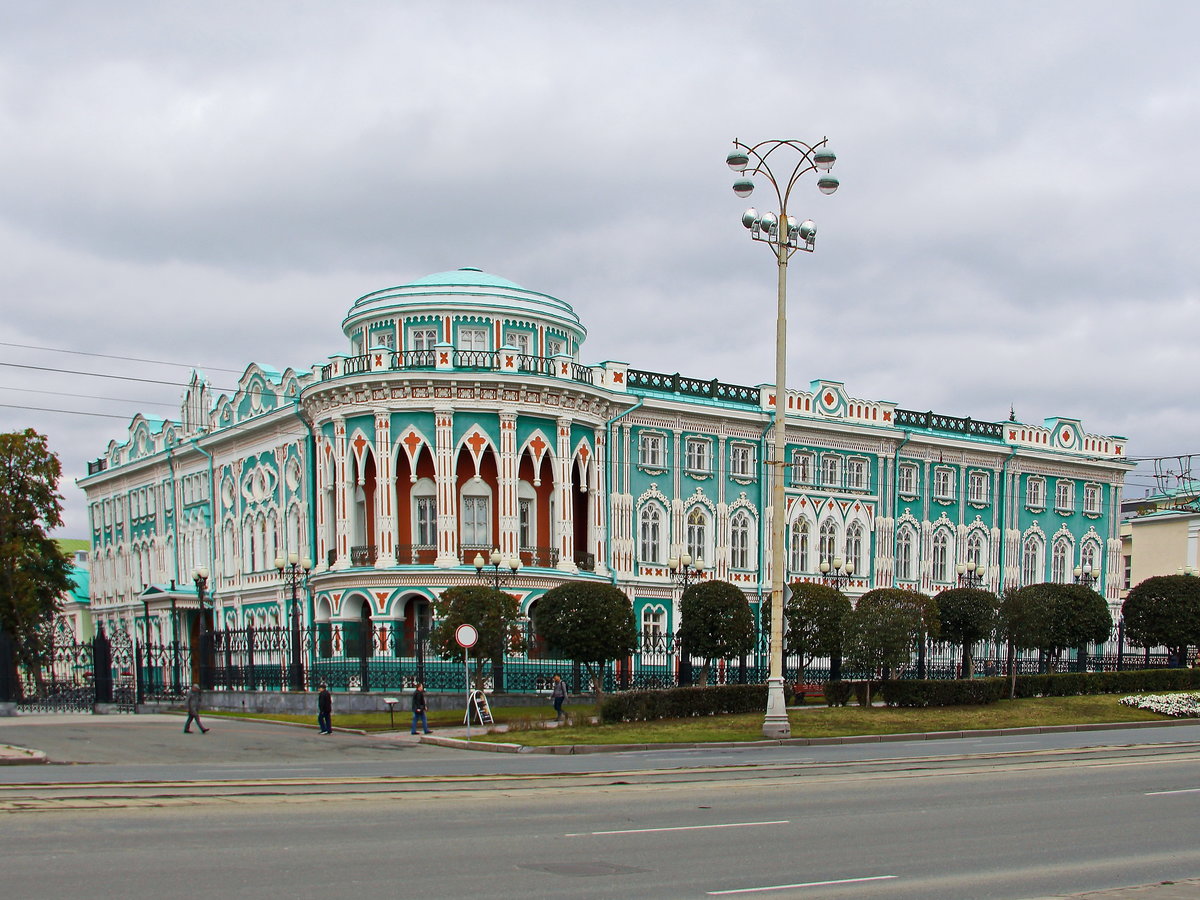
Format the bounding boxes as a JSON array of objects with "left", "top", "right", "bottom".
[
  {"left": 852, "top": 680, "right": 884, "bottom": 706},
  {"left": 1009, "top": 667, "right": 1200, "bottom": 698},
  {"left": 824, "top": 681, "right": 853, "bottom": 706},
  {"left": 880, "top": 678, "right": 1007, "bottom": 707},
  {"left": 598, "top": 684, "right": 767, "bottom": 723}
]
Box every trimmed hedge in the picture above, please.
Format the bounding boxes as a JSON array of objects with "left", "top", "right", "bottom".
[
  {"left": 1008, "top": 667, "right": 1200, "bottom": 698},
  {"left": 823, "top": 681, "right": 853, "bottom": 706},
  {"left": 599, "top": 684, "right": 767, "bottom": 723},
  {"left": 881, "top": 678, "right": 1007, "bottom": 707}
]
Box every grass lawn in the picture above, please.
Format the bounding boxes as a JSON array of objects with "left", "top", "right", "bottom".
[{"left": 470, "top": 694, "right": 1176, "bottom": 747}]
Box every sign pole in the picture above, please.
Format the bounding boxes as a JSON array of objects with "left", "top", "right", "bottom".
[{"left": 454, "top": 623, "right": 479, "bottom": 742}]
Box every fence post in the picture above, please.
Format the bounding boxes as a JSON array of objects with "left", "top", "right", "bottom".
[
  {"left": 93, "top": 628, "right": 113, "bottom": 704},
  {"left": 0, "top": 623, "right": 15, "bottom": 702}
]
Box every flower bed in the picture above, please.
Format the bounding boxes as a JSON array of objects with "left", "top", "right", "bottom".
[{"left": 1118, "top": 692, "right": 1200, "bottom": 717}]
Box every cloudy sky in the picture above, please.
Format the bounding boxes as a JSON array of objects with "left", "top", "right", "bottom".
[{"left": 2, "top": 1, "right": 1196, "bottom": 537}]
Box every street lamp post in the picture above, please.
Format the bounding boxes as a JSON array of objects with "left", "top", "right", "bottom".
[
  {"left": 473, "top": 549, "right": 521, "bottom": 692},
  {"left": 727, "top": 136, "right": 838, "bottom": 738},
  {"left": 192, "top": 566, "right": 210, "bottom": 689},
  {"left": 958, "top": 560, "right": 985, "bottom": 588},
  {"left": 667, "top": 553, "right": 706, "bottom": 686},
  {"left": 275, "top": 553, "right": 313, "bottom": 692},
  {"left": 820, "top": 556, "right": 855, "bottom": 589},
  {"left": 1073, "top": 564, "right": 1096, "bottom": 587}
]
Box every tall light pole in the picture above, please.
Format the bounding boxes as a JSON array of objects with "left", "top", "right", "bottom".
[
  {"left": 667, "top": 552, "right": 706, "bottom": 686},
  {"left": 192, "top": 566, "right": 210, "bottom": 689},
  {"left": 727, "top": 137, "right": 839, "bottom": 738},
  {"left": 473, "top": 548, "right": 521, "bottom": 692},
  {"left": 275, "top": 553, "right": 313, "bottom": 692}
]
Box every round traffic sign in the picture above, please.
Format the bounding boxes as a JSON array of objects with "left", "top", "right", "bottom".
[{"left": 455, "top": 623, "right": 479, "bottom": 649}]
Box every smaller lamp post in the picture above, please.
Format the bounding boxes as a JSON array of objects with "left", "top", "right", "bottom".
[
  {"left": 275, "top": 553, "right": 313, "bottom": 692},
  {"left": 957, "top": 560, "right": 985, "bottom": 588},
  {"left": 667, "top": 552, "right": 706, "bottom": 589},
  {"left": 1073, "top": 564, "right": 1096, "bottom": 587},
  {"left": 820, "top": 557, "right": 854, "bottom": 588}
]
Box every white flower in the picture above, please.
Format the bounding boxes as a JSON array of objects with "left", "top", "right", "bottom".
[{"left": 1118, "top": 692, "right": 1200, "bottom": 717}]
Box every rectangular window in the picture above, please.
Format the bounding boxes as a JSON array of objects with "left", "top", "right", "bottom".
[
  {"left": 791, "top": 451, "right": 814, "bottom": 486},
  {"left": 898, "top": 463, "right": 918, "bottom": 497},
  {"left": 461, "top": 496, "right": 490, "bottom": 546},
  {"left": 642, "top": 607, "right": 665, "bottom": 637},
  {"left": 372, "top": 329, "right": 395, "bottom": 350},
  {"left": 638, "top": 433, "right": 665, "bottom": 469},
  {"left": 1055, "top": 480, "right": 1074, "bottom": 513},
  {"left": 411, "top": 327, "right": 438, "bottom": 351},
  {"left": 459, "top": 327, "right": 488, "bottom": 351},
  {"left": 1123, "top": 554, "right": 1132, "bottom": 591},
  {"left": 933, "top": 467, "right": 955, "bottom": 500},
  {"left": 730, "top": 443, "right": 756, "bottom": 478},
  {"left": 1027, "top": 477, "right": 1045, "bottom": 510},
  {"left": 1084, "top": 483, "right": 1102, "bottom": 514},
  {"left": 821, "top": 455, "right": 841, "bottom": 489},
  {"left": 416, "top": 498, "right": 437, "bottom": 546},
  {"left": 968, "top": 471, "right": 990, "bottom": 504},
  {"left": 846, "top": 458, "right": 868, "bottom": 490},
  {"left": 685, "top": 438, "right": 711, "bottom": 474},
  {"left": 519, "top": 499, "right": 532, "bottom": 549},
  {"left": 546, "top": 337, "right": 565, "bottom": 357},
  {"left": 505, "top": 331, "right": 531, "bottom": 355}
]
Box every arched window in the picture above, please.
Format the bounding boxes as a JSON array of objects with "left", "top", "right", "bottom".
[
  {"left": 846, "top": 522, "right": 865, "bottom": 575},
  {"left": 730, "top": 511, "right": 752, "bottom": 570},
  {"left": 819, "top": 520, "right": 838, "bottom": 567},
  {"left": 639, "top": 504, "right": 664, "bottom": 564},
  {"left": 412, "top": 478, "right": 437, "bottom": 547},
  {"left": 517, "top": 481, "right": 536, "bottom": 550},
  {"left": 896, "top": 526, "right": 916, "bottom": 581},
  {"left": 460, "top": 481, "right": 492, "bottom": 548},
  {"left": 1022, "top": 535, "right": 1044, "bottom": 585},
  {"left": 1052, "top": 538, "right": 1071, "bottom": 583},
  {"left": 932, "top": 530, "right": 952, "bottom": 583},
  {"left": 1081, "top": 540, "right": 1100, "bottom": 579},
  {"left": 686, "top": 507, "right": 708, "bottom": 563},
  {"left": 789, "top": 519, "right": 810, "bottom": 573}
]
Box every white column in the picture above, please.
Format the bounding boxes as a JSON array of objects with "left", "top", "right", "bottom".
[
  {"left": 555, "top": 417, "right": 577, "bottom": 572},
  {"left": 434, "top": 408, "right": 460, "bottom": 567},
  {"left": 498, "top": 411, "right": 519, "bottom": 559},
  {"left": 591, "top": 429, "right": 609, "bottom": 576},
  {"left": 331, "top": 417, "right": 350, "bottom": 571},
  {"left": 374, "top": 409, "right": 397, "bottom": 567}
]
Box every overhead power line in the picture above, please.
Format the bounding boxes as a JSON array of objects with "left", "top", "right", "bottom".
[{"left": 0, "top": 340, "right": 244, "bottom": 374}]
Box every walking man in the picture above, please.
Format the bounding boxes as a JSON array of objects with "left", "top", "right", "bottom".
[
  {"left": 551, "top": 673, "right": 567, "bottom": 721},
  {"left": 317, "top": 682, "right": 332, "bottom": 734},
  {"left": 410, "top": 682, "right": 431, "bottom": 735},
  {"left": 183, "top": 684, "right": 209, "bottom": 734}
]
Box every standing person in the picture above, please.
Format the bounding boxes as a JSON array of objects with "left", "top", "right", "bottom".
[
  {"left": 410, "top": 682, "right": 431, "bottom": 735},
  {"left": 183, "top": 684, "right": 209, "bottom": 734},
  {"left": 317, "top": 683, "right": 332, "bottom": 734},
  {"left": 551, "top": 673, "right": 567, "bottom": 721}
]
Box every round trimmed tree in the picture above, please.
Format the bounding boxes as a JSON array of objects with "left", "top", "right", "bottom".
[
  {"left": 935, "top": 587, "right": 998, "bottom": 678},
  {"left": 535, "top": 581, "right": 637, "bottom": 700},
  {"left": 428, "top": 585, "right": 526, "bottom": 686},
  {"left": 1123, "top": 575, "right": 1200, "bottom": 667},
  {"left": 782, "top": 581, "right": 852, "bottom": 681},
  {"left": 679, "top": 579, "right": 756, "bottom": 686}
]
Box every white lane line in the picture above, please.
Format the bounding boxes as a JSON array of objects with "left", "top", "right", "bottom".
[
  {"left": 1146, "top": 788, "right": 1200, "bottom": 795},
  {"left": 708, "top": 875, "right": 898, "bottom": 895},
  {"left": 564, "top": 819, "right": 788, "bottom": 837}
]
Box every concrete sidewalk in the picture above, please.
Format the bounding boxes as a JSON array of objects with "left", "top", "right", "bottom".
[{"left": 1049, "top": 880, "right": 1200, "bottom": 898}]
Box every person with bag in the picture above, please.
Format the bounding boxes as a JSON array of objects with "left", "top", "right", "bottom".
[
  {"left": 410, "top": 682, "right": 432, "bottom": 735},
  {"left": 551, "top": 674, "right": 567, "bottom": 721}
]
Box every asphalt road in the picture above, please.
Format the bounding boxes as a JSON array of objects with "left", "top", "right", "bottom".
[{"left": 3, "top": 735, "right": 1199, "bottom": 900}]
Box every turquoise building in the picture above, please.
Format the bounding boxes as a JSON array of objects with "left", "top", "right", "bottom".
[{"left": 78, "top": 267, "right": 1132, "bottom": 669}]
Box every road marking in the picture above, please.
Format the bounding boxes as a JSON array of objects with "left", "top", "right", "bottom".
[
  {"left": 708, "top": 875, "right": 897, "bottom": 894},
  {"left": 1146, "top": 788, "right": 1200, "bottom": 796},
  {"left": 564, "top": 819, "right": 788, "bottom": 837}
]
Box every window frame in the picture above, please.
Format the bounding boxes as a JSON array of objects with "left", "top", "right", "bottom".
[
  {"left": 897, "top": 463, "right": 919, "bottom": 498},
  {"left": 638, "top": 431, "right": 666, "bottom": 470},
  {"left": 933, "top": 466, "right": 955, "bottom": 501},
  {"left": 730, "top": 442, "right": 756, "bottom": 480},
  {"left": 685, "top": 437, "right": 712, "bottom": 475}
]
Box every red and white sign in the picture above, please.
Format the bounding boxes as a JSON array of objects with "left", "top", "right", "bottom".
[{"left": 455, "top": 623, "right": 479, "bottom": 649}]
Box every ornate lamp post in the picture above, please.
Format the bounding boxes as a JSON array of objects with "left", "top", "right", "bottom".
[
  {"left": 192, "top": 566, "right": 210, "bottom": 688},
  {"left": 667, "top": 552, "right": 706, "bottom": 589},
  {"left": 820, "top": 556, "right": 854, "bottom": 589},
  {"left": 474, "top": 548, "right": 521, "bottom": 589},
  {"left": 727, "top": 136, "right": 838, "bottom": 738},
  {"left": 275, "top": 553, "right": 313, "bottom": 692},
  {"left": 473, "top": 549, "right": 521, "bottom": 692},
  {"left": 958, "top": 560, "right": 985, "bottom": 588},
  {"left": 1073, "top": 564, "right": 1096, "bottom": 587}
]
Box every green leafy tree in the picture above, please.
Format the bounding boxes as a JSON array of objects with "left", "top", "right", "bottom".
[
  {"left": 895, "top": 589, "right": 938, "bottom": 677},
  {"left": 0, "top": 430, "right": 73, "bottom": 687},
  {"left": 1123, "top": 575, "right": 1200, "bottom": 666},
  {"left": 679, "top": 579, "right": 756, "bottom": 686},
  {"left": 780, "top": 581, "right": 851, "bottom": 679},
  {"left": 1049, "top": 583, "right": 1112, "bottom": 663},
  {"left": 428, "top": 585, "right": 526, "bottom": 686},
  {"left": 535, "top": 581, "right": 637, "bottom": 700},
  {"left": 997, "top": 584, "right": 1054, "bottom": 692},
  {"left": 935, "top": 587, "right": 998, "bottom": 678},
  {"left": 844, "top": 589, "right": 923, "bottom": 701}
]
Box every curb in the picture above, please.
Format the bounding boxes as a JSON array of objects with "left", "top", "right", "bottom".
[
  {"left": 0, "top": 744, "right": 48, "bottom": 766},
  {"left": 418, "top": 717, "right": 1200, "bottom": 755}
]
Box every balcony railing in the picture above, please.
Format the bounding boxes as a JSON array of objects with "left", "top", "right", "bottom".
[{"left": 350, "top": 545, "right": 378, "bottom": 567}]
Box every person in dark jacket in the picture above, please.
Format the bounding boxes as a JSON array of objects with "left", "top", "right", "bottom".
[
  {"left": 410, "top": 683, "right": 432, "bottom": 735},
  {"left": 183, "top": 684, "right": 209, "bottom": 734},
  {"left": 317, "top": 683, "right": 332, "bottom": 734},
  {"left": 551, "top": 674, "right": 567, "bottom": 721}
]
